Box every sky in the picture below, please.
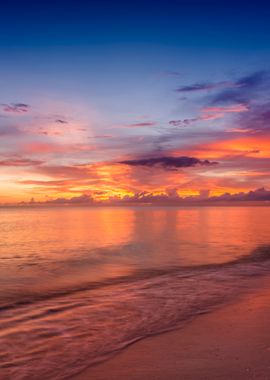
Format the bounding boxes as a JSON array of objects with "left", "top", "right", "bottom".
[{"left": 0, "top": 1, "right": 270, "bottom": 204}]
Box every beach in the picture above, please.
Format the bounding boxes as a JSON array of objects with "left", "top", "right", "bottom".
[{"left": 73, "top": 277, "right": 270, "bottom": 380}]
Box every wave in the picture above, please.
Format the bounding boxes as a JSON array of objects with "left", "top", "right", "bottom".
[
  {"left": 1, "top": 245, "right": 270, "bottom": 312},
  {"left": 0, "top": 245, "right": 270, "bottom": 379}
]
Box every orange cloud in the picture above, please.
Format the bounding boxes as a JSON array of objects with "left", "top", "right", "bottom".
[{"left": 177, "top": 135, "right": 270, "bottom": 159}]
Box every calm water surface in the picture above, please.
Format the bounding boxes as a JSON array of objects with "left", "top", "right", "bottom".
[{"left": 0, "top": 206, "right": 270, "bottom": 379}]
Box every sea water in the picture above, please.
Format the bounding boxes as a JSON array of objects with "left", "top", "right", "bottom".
[{"left": 0, "top": 206, "right": 270, "bottom": 379}]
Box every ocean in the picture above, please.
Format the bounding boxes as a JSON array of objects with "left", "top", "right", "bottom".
[{"left": 0, "top": 206, "right": 270, "bottom": 379}]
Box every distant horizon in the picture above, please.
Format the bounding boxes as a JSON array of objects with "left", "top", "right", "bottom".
[{"left": 1, "top": 187, "right": 270, "bottom": 207}]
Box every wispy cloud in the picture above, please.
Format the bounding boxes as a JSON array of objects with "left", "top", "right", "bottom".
[
  {"left": 1, "top": 103, "right": 30, "bottom": 113},
  {"left": 22, "top": 141, "right": 96, "bottom": 154},
  {"left": 176, "top": 81, "right": 235, "bottom": 93},
  {"left": 203, "top": 104, "right": 249, "bottom": 113},
  {"left": 55, "top": 119, "right": 68, "bottom": 124},
  {"left": 90, "top": 135, "right": 113, "bottom": 139},
  {"left": 175, "top": 71, "right": 269, "bottom": 109},
  {"left": 169, "top": 103, "right": 248, "bottom": 127},
  {"left": 169, "top": 113, "right": 223, "bottom": 127},
  {"left": 211, "top": 71, "right": 268, "bottom": 105},
  {"left": 127, "top": 122, "right": 156, "bottom": 128},
  {"left": 237, "top": 102, "right": 270, "bottom": 133},
  {"left": 0, "top": 158, "right": 44, "bottom": 167}
]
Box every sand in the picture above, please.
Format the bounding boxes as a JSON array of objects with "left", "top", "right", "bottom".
[{"left": 72, "top": 278, "right": 270, "bottom": 380}]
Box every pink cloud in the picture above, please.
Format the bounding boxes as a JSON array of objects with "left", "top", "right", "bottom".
[
  {"left": 0, "top": 158, "right": 44, "bottom": 167},
  {"left": 203, "top": 104, "right": 249, "bottom": 113},
  {"left": 169, "top": 103, "right": 249, "bottom": 127}
]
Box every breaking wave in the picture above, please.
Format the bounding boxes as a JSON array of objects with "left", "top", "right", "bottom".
[{"left": 0, "top": 245, "right": 270, "bottom": 380}]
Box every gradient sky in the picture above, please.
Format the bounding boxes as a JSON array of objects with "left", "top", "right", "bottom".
[{"left": 0, "top": 1, "right": 270, "bottom": 203}]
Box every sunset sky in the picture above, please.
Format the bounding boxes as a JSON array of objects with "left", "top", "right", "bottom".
[{"left": 0, "top": 1, "right": 270, "bottom": 203}]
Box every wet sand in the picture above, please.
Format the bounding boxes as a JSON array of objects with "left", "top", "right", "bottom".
[{"left": 73, "top": 278, "right": 270, "bottom": 380}]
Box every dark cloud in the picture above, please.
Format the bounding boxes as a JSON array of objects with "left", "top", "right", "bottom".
[
  {"left": 108, "top": 187, "right": 270, "bottom": 204},
  {"left": 175, "top": 71, "right": 269, "bottom": 108},
  {"left": 128, "top": 122, "right": 156, "bottom": 127},
  {"left": 238, "top": 102, "right": 270, "bottom": 132},
  {"left": 119, "top": 156, "right": 218, "bottom": 169},
  {"left": 19, "top": 187, "right": 270, "bottom": 206},
  {"left": 1, "top": 103, "right": 30, "bottom": 113},
  {"left": 117, "top": 191, "right": 181, "bottom": 204},
  {"left": 211, "top": 71, "right": 268, "bottom": 105},
  {"left": 168, "top": 114, "right": 219, "bottom": 127},
  {"left": 236, "top": 71, "right": 266, "bottom": 88},
  {"left": 168, "top": 117, "right": 208, "bottom": 127},
  {"left": 55, "top": 119, "right": 68, "bottom": 124},
  {"left": 176, "top": 81, "right": 233, "bottom": 92},
  {"left": 211, "top": 187, "right": 270, "bottom": 202},
  {"left": 169, "top": 119, "right": 192, "bottom": 127},
  {"left": 211, "top": 90, "right": 248, "bottom": 105}
]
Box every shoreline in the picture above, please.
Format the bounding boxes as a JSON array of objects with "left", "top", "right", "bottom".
[{"left": 72, "top": 277, "right": 270, "bottom": 380}]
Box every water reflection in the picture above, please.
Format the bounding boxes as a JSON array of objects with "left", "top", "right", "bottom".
[{"left": 0, "top": 206, "right": 269, "bottom": 301}]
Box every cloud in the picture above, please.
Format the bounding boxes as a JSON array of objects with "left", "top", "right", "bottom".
[
  {"left": 46, "top": 194, "right": 94, "bottom": 204},
  {"left": 127, "top": 122, "right": 156, "bottom": 127},
  {"left": 22, "top": 142, "right": 69, "bottom": 154},
  {"left": 55, "top": 119, "right": 68, "bottom": 124},
  {"left": 0, "top": 158, "right": 44, "bottom": 167},
  {"left": 111, "top": 187, "right": 270, "bottom": 204},
  {"left": 176, "top": 71, "right": 269, "bottom": 109},
  {"left": 237, "top": 102, "right": 270, "bottom": 133},
  {"left": 236, "top": 71, "right": 267, "bottom": 88},
  {"left": 203, "top": 104, "right": 249, "bottom": 113},
  {"left": 168, "top": 103, "right": 248, "bottom": 127},
  {"left": 169, "top": 120, "right": 189, "bottom": 127},
  {"left": 35, "top": 164, "right": 91, "bottom": 179},
  {"left": 211, "top": 71, "right": 268, "bottom": 105},
  {"left": 176, "top": 81, "right": 234, "bottom": 92},
  {"left": 119, "top": 156, "right": 218, "bottom": 169},
  {"left": 22, "top": 141, "right": 96, "bottom": 154},
  {"left": 184, "top": 134, "right": 270, "bottom": 160},
  {"left": 211, "top": 187, "right": 270, "bottom": 202},
  {"left": 18, "top": 186, "right": 270, "bottom": 206},
  {"left": 90, "top": 135, "right": 113, "bottom": 139},
  {"left": 1, "top": 103, "right": 30, "bottom": 113},
  {"left": 169, "top": 113, "right": 223, "bottom": 127}
]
